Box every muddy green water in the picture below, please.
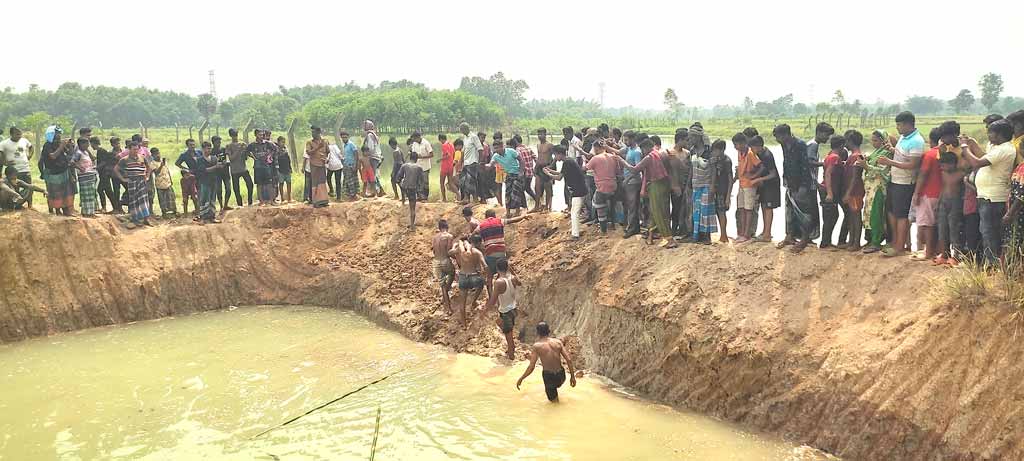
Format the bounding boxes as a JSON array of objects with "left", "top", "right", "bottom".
[{"left": 0, "top": 306, "right": 802, "bottom": 460}]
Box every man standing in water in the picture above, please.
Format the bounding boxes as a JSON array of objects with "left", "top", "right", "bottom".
[
  {"left": 432, "top": 219, "right": 456, "bottom": 315},
  {"left": 484, "top": 258, "right": 521, "bottom": 360},
  {"left": 449, "top": 235, "right": 487, "bottom": 326},
  {"left": 516, "top": 322, "right": 577, "bottom": 402}
]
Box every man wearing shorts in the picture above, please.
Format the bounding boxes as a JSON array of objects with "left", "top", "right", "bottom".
[
  {"left": 484, "top": 258, "right": 520, "bottom": 360},
  {"left": 878, "top": 112, "right": 925, "bottom": 257},
  {"left": 516, "top": 322, "right": 577, "bottom": 403},
  {"left": 450, "top": 236, "right": 487, "bottom": 327},
  {"left": 432, "top": 219, "right": 456, "bottom": 314},
  {"left": 911, "top": 128, "right": 944, "bottom": 261}
]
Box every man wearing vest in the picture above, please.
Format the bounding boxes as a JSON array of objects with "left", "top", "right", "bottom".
[{"left": 485, "top": 258, "right": 522, "bottom": 360}]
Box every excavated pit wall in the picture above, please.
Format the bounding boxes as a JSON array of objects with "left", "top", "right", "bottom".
[{"left": 1, "top": 203, "right": 1021, "bottom": 460}]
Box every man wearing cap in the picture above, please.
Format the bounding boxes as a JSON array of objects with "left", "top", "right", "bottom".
[{"left": 410, "top": 131, "right": 434, "bottom": 201}]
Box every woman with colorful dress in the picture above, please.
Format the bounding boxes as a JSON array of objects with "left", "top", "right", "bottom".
[{"left": 859, "top": 130, "right": 893, "bottom": 253}]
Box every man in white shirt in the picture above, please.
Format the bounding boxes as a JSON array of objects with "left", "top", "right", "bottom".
[
  {"left": 961, "top": 119, "right": 1017, "bottom": 266},
  {"left": 410, "top": 131, "right": 434, "bottom": 201},
  {"left": 0, "top": 127, "right": 36, "bottom": 206},
  {"left": 459, "top": 123, "right": 483, "bottom": 204}
]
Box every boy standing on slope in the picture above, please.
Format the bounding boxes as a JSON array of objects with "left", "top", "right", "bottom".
[
  {"left": 516, "top": 322, "right": 577, "bottom": 402},
  {"left": 397, "top": 152, "right": 426, "bottom": 228}
]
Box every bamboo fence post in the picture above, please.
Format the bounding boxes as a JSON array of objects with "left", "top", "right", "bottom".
[
  {"left": 286, "top": 117, "right": 299, "bottom": 172},
  {"left": 198, "top": 119, "right": 210, "bottom": 144},
  {"left": 242, "top": 118, "right": 255, "bottom": 144}
]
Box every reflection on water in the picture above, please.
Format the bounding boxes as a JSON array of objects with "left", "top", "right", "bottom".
[{"left": 0, "top": 306, "right": 803, "bottom": 460}]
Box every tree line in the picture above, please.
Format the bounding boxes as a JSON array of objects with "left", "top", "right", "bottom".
[{"left": 1, "top": 72, "right": 1018, "bottom": 134}]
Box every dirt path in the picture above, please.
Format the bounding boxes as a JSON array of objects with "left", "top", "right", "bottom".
[{"left": 1, "top": 201, "right": 1021, "bottom": 460}]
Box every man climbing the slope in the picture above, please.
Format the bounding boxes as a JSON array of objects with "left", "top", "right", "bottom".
[
  {"left": 432, "top": 219, "right": 456, "bottom": 315},
  {"left": 484, "top": 258, "right": 521, "bottom": 360},
  {"left": 516, "top": 322, "right": 577, "bottom": 402},
  {"left": 449, "top": 235, "right": 487, "bottom": 327}
]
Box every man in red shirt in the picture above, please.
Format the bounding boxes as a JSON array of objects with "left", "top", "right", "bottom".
[
  {"left": 584, "top": 140, "right": 630, "bottom": 234},
  {"left": 912, "top": 128, "right": 944, "bottom": 261}
]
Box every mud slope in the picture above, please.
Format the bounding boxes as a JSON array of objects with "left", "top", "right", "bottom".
[{"left": 1, "top": 201, "right": 1020, "bottom": 460}]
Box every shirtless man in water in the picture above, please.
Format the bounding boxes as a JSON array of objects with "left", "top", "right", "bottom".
[
  {"left": 449, "top": 235, "right": 487, "bottom": 326},
  {"left": 516, "top": 322, "right": 577, "bottom": 402},
  {"left": 432, "top": 219, "right": 456, "bottom": 314}
]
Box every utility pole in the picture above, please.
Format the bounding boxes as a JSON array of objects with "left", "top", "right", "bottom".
[{"left": 598, "top": 82, "right": 606, "bottom": 107}]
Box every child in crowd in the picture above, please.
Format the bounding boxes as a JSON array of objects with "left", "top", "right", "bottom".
[
  {"left": 359, "top": 146, "right": 376, "bottom": 198},
  {"left": 734, "top": 133, "right": 762, "bottom": 243},
  {"left": 389, "top": 137, "right": 405, "bottom": 202},
  {"left": 749, "top": 135, "right": 780, "bottom": 243},
  {"left": 453, "top": 138, "right": 465, "bottom": 201},
  {"left": 936, "top": 151, "right": 965, "bottom": 266},
  {"left": 709, "top": 139, "right": 733, "bottom": 243},
  {"left": 0, "top": 167, "right": 45, "bottom": 210},
  {"left": 842, "top": 131, "right": 865, "bottom": 251},
  {"left": 397, "top": 152, "right": 426, "bottom": 228},
  {"left": 440, "top": 133, "right": 456, "bottom": 202},
  {"left": 276, "top": 136, "right": 292, "bottom": 203},
  {"left": 820, "top": 135, "right": 848, "bottom": 249},
  {"left": 149, "top": 148, "right": 177, "bottom": 217}
]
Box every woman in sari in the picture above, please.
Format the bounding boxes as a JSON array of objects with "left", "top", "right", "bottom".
[
  {"left": 71, "top": 137, "right": 99, "bottom": 217},
  {"left": 859, "top": 130, "right": 893, "bottom": 253},
  {"left": 306, "top": 126, "right": 330, "bottom": 208},
  {"left": 41, "top": 126, "right": 77, "bottom": 216},
  {"left": 630, "top": 137, "right": 675, "bottom": 249},
  {"left": 1004, "top": 157, "right": 1024, "bottom": 273},
  {"left": 112, "top": 141, "right": 152, "bottom": 228}
]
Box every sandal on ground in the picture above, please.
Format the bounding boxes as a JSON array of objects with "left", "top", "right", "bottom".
[
  {"left": 776, "top": 239, "right": 795, "bottom": 249},
  {"left": 910, "top": 252, "right": 930, "bottom": 261},
  {"left": 790, "top": 242, "right": 808, "bottom": 254},
  {"left": 862, "top": 246, "right": 881, "bottom": 254},
  {"left": 881, "top": 248, "right": 904, "bottom": 258}
]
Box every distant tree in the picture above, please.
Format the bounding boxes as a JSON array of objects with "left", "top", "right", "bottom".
[
  {"left": 771, "top": 94, "right": 794, "bottom": 115},
  {"left": 831, "top": 90, "right": 847, "bottom": 111},
  {"left": 905, "top": 95, "right": 944, "bottom": 115},
  {"left": 742, "top": 96, "right": 754, "bottom": 114},
  {"left": 948, "top": 89, "right": 975, "bottom": 114},
  {"left": 663, "top": 88, "right": 684, "bottom": 117},
  {"left": 458, "top": 72, "right": 529, "bottom": 116},
  {"left": 998, "top": 96, "right": 1024, "bottom": 115},
  {"left": 792, "top": 103, "right": 811, "bottom": 116},
  {"left": 196, "top": 93, "right": 218, "bottom": 120},
  {"left": 815, "top": 102, "right": 833, "bottom": 113},
  {"left": 979, "top": 73, "right": 1004, "bottom": 111}
]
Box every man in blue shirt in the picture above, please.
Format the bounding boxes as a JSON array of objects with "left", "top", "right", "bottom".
[
  {"left": 621, "top": 131, "right": 644, "bottom": 238},
  {"left": 340, "top": 131, "right": 360, "bottom": 199}
]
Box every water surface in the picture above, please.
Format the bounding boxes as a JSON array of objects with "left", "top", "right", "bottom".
[{"left": 0, "top": 306, "right": 802, "bottom": 460}]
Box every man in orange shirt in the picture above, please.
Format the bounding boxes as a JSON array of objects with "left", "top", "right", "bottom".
[{"left": 734, "top": 133, "right": 763, "bottom": 243}]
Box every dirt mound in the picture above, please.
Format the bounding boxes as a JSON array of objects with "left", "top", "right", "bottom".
[{"left": 1, "top": 201, "right": 1021, "bottom": 460}]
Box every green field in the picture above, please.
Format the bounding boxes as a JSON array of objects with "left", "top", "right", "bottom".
[{"left": 8, "top": 115, "right": 988, "bottom": 214}]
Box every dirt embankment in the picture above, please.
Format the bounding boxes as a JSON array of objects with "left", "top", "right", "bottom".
[{"left": 1, "top": 201, "right": 1021, "bottom": 460}]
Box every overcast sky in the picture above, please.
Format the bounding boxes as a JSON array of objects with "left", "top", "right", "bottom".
[{"left": 11, "top": 0, "right": 1023, "bottom": 109}]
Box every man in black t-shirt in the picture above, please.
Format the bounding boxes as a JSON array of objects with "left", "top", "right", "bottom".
[
  {"left": 543, "top": 145, "right": 587, "bottom": 240},
  {"left": 210, "top": 136, "right": 233, "bottom": 210}
]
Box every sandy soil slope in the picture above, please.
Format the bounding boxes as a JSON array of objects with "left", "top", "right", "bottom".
[{"left": 1, "top": 200, "right": 1019, "bottom": 460}]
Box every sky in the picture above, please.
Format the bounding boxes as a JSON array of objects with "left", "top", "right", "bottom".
[{"left": 11, "top": 0, "right": 1024, "bottom": 110}]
